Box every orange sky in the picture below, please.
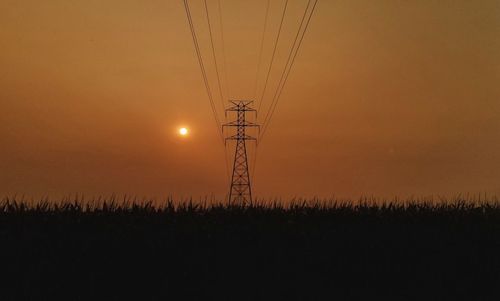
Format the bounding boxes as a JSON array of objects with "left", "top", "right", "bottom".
[{"left": 1, "top": 0, "right": 499, "bottom": 199}]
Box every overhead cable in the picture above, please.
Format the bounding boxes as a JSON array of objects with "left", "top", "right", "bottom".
[
  {"left": 256, "top": 0, "right": 289, "bottom": 115},
  {"left": 183, "top": 0, "right": 224, "bottom": 144},
  {"left": 204, "top": 0, "right": 226, "bottom": 116},
  {"left": 259, "top": 0, "right": 319, "bottom": 142},
  {"left": 252, "top": 0, "right": 271, "bottom": 101}
]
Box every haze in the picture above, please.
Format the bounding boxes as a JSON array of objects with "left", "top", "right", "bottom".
[{"left": 1, "top": 0, "right": 499, "bottom": 199}]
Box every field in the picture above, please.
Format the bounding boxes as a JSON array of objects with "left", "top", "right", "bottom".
[{"left": 1, "top": 197, "right": 500, "bottom": 300}]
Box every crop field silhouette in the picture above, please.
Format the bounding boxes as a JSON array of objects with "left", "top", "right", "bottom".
[{"left": 1, "top": 197, "right": 500, "bottom": 300}]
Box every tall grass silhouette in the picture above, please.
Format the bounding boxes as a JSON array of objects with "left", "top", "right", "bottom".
[{"left": 1, "top": 196, "right": 499, "bottom": 299}]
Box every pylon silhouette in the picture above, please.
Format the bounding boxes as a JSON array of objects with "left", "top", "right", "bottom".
[{"left": 223, "top": 100, "right": 259, "bottom": 204}]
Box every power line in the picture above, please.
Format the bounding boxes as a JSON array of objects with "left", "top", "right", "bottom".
[
  {"left": 183, "top": 0, "right": 226, "bottom": 153},
  {"left": 250, "top": 0, "right": 271, "bottom": 187},
  {"left": 204, "top": 0, "right": 226, "bottom": 116},
  {"left": 256, "top": 0, "right": 289, "bottom": 115},
  {"left": 206, "top": 0, "right": 231, "bottom": 185},
  {"left": 253, "top": 0, "right": 317, "bottom": 183},
  {"left": 217, "top": 0, "right": 232, "bottom": 186},
  {"left": 259, "top": 0, "right": 318, "bottom": 142},
  {"left": 217, "top": 0, "right": 231, "bottom": 101},
  {"left": 252, "top": 0, "right": 271, "bottom": 101},
  {"left": 183, "top": 0, "right": 319, "bottom": 195},
  {"left": 260, "top": 0, "right": 312, "bottom": 135}
]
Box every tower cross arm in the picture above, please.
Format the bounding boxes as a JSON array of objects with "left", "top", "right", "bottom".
[
  {"left": 224, "top": 135, "right": 257, "bottom": 141},
  {"left": 222, "top": 121, "right": 260, "bottom": 128}
]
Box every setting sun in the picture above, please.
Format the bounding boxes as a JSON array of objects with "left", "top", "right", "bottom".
[{"left": 179, "top": 127, "right": 189, "bottom": 136}]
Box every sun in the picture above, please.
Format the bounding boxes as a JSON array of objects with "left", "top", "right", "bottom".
[{"left": 179, "top": 127, "right": 189, "bottom": 136}]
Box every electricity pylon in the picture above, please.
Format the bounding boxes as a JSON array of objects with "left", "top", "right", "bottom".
[{"left": 223, "top": 100, "right": 259, "bottom": 204}]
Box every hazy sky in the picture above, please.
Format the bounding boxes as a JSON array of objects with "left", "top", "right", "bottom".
[{"left": 1, "top": 0, "right": 499, "bottom": 199}]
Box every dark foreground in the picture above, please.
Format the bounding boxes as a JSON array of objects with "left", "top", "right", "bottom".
[{"left": 1, "top": 199, "right": 500, "bottom": 300}]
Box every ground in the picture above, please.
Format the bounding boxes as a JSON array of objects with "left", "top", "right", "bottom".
[{"left": 1, "top": 200, "right": 499, "bottom": 300}]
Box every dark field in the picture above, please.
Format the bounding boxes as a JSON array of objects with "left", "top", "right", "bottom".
[{"left": 1, "top": 198, "right": 500, "bottom": 300}]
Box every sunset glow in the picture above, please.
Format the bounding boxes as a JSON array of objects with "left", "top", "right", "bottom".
[
  {"left": 1, "top": 0, "right": 499, "bottom": 198},
  {"left": 179, "top": 127, "right": 188, "bottom": 136}
]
